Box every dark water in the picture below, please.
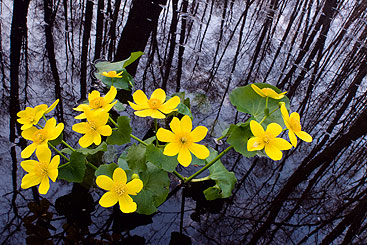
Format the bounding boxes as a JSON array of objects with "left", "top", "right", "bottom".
[{"left": 2, "top": 0, "right": 367, "bottom": 243}]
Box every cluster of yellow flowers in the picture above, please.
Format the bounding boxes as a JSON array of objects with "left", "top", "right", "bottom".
[
  {"left": 247, "top": 84, "right": 313, "bottom": 160},
  {"left": 17, "top": 100, "right": 63, "bottom": 194}
]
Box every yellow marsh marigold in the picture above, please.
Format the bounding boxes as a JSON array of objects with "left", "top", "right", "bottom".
[
  {"left": 74, "top": 86, "right": 117, "bottom": 119},
  {"left": 247, "top": 120, "right": 292, "bottom": 161},
  {"left": 17, "top": 99, "right": 59, "bottom": 130},
  {"left": 96, "top": 168, "right": 143, "bottom": 213},
  {"left": 100, "top": 70, "right": 123, "bottom": 78},
  {"left": 21, "top": 146, "right": 59, "bottom": 194},
  {"left": 156, "top": 115, "right": 210, "bottom": 167},
  {"left": 21, "top": 118, "right": 64, "bottom": 159},
  {"left": 128, "top": 88, "right": 180, "bottom": 119},
  {"left": 72, "top": 109, "right": 112, "bottom": 148},
  {"left": 280, "top": 103, "right": 312, "bottom": 147},
  {"left": 251, "top": 84, "right": 287, "bottom": 100}
]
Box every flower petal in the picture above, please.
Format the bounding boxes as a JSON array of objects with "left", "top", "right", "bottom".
[
  {"left": 157, "top": 128, "right": 176, "bottom": 142},
  {"left": 170, "top": 117, "right": 181, "bottom": 134},
  {"left": 272, "top": 138, "right": 292, "bottom": 150},
  {"left": 280, "top": 103, "right": 290, "bottom": 120},
  {"left": 21, "top": 174, "right": 42, "bottom": 189},
  {"left": 150, "top": 88, "right": 166, "bottom": 103},
  {"left": 290, "top": 112, "right": 300, "bottom": 122},
  {"left": 22, "top": 127, "right": 38, "bottom": 140},
  {"left": 251, "top": 84, "right": 266, "bottom": 97},
  {"left": 88, "top": 90, "right": 100, "bottom": 102},
  {"left": 288, "top": 130, "right": 297, "bottom": 147},
  {"left": 295, "top": 130, "right": 313, "bottom": 143},
  {"left": 133, "top": 90, "right": 149, "bottom": 105},
  {"left": 48, "top": 169, "right": 58, "bottom": 182},
  {"left": 99, "top": 191, "right": 118, "bottom": 208},
  {"left": 20, "top": 160, "right": 38, "bottom": 173},
  {"left": 104, "top": 86, "right": 117, "bottom": 103},
  {"left": 163, "top": 142, "right": 180, "bottom": 156},
  {"left": 149, "top": 109, "right": 166, "bottom": 119},
  {"left": 177, "top": 147, "right": 192, "bottom": 167},
  {"left": 44, "top": 117, "right": 56, "bottom": 132},
  {"left": 250, "top": 120, "right": 264, "bottom": 137},
  {"left": 113, "top": 168, "right": 127, "bottom": 185},
  {"left": 97, "top": 125, "right": 112, "bottom": 136},
  {"left": 49, "top": 155, "right": 60, "bottom": 170},
  {"left": 45, "top": 99, "right": 59, "bottom": 114},
  {"left": 36, "top": 146, "right": 51, "bottom": 163},
  {"left": 189, "top": 143, "right": 209, "bottom": 160},
  {"left": 159, "top": 96, "right": 180, "bottom": 114},
  {"left": 96, "top": 175, "right": 114, "bottom": 191},
  {"left": 190, "top": 126, "right": 208, "bottom": 142},
  {"left": 21, "top": 143, "right": 37, "bottom": 159},
  {"left": 126, "top": 179, "right": 143, "bottom": 195},
  {"left": 79, "top": 133, "right": 94, "bottom": 148},
  {"left": 180, "top": 115, "right": 192, "bottom": 133},
  {"left": 128, "top": 101, "right": 150, "bottom": 111},
  {"left": 247, "top": 137, "right": 265, "bottom": 151},
  {"left": 118, "top": 195, "right": 137, "bottom": 213},
  {"left": 264, "top": 144, "right": 283, "bottom": 161},
  {"left": 49, "top": 123, "right": 64, "bottom": 140},
  {"left": 38, "top": 176, "right": 50, "bottom": 194},
  {"left": 266, "top": 123, "right": 283, "bottom": 137},
  {"left": 134, "top": 108, "right": 165, "bottom": 118},
  {"left": 72, "top": 122, "right": 90, "bottom": 134},
  {"left": 93, "top": 132, "right": 102, "bottom": 145}
]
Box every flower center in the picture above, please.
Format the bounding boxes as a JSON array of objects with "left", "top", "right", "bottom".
[
  {"left": 90, "top": 97, "right": 104, "bottom": 109},
  {"left": 178, "top": 133, "right": 192, "bottom": 146},
  {"left": 262, "top": 133, "right": 273, "bottom": 144},
  {"left": 113, "top": 183, "right": 126, "bottom": 197},
  {"left": 148, "top": 98, "right": 162, "bottom": 109},
  {"left": 290, "top": 117, "right": 301, "bottom": 132},
  {"left": 33, "top": 129, "right": 48, "bottom": 144},
  {"left": 35, "top": 162, "right": 49, "bottom": 177},
  {"left": 89, "top": 121, "right": 97, "bottom": 131}
]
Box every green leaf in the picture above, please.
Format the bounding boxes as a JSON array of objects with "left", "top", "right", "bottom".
[
  {"left": 102, "top": 144, "right": 118, "bottom": 163},
  {"left": 121, "top": 51, "right": 144, "bottom": 68},
  {"left": 117, "top": 151, "right": 129, "bottom": 170},
  {"left": 177, "top": 103, "right": 192, "bottom": 118},
  {"left": 191, "top": 92, "right": 211, "bottom": 115},
  {"left": 49, "top": 132, "right": 63, "bottom": 147},
  {"left": 133, "top": 162, "right": 170, "bottom": 215},
  {"left": 106, "top": 116, "right": 132, "bottom": 145},
  {"left": 145, "top": 144, "right": 179, "bottom": 172},
  {"left": 127, "top": 144, "right": 147, "bottom": 172},
  {"left": 229, "top": 83, "right": 290, "bottom": 127},
  {"left": 227, "top": 123, "right": 256, "bottom": 157},
  {"left": 95, "top": 163, "right": 119, "bottom": 178},
  {"left": 58, "top": 152, "right": 86, "bottom": 183},
  {"left": 203, "top": 148, "right": 237, "bottom": 200},
  {"left": 60, "top": 148, "right": 73, "bottom": 155},
  {"left": 114, "top": 100, "right": 126, "bottom": 112},
  {"left": 76, "top": 142, "right": 108, "bottom": 155}
]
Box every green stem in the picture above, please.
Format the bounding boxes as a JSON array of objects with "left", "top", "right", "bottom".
[
  {"left": 48, "top": 142, "right": 70, "bottom": 161},
  {"left": 62, "top": 140, "right": 75, "bottom": 151},
  {"left": 58, "top": 162, "right": 70, "bottom": 169},
  {"left": 259, "top": 106, "right": 280, "bottom": 125},
  {"left": 184, "top": 145, "right": 233, "bottom": 183},
  {"left": 87, "top": 161, "right": 98, "bottom": 170},
  {"left": 109, "top": 116, "right": 119, "bottom": 127},
  {"left": 130, "top": 134, "right": 148, "bottom": 146},
  {"left": 173, "top": 170, "right": 185, "bottom": 182},
  {"left": 190, "top": 176, "right": 211, "bottom": 182}
]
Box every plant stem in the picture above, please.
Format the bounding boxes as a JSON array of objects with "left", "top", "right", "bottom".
[
  {"left": 87, "top": 161, "right": 98, "bottom": 170},
  {"left": 108, "top": 116, "right": 119, "bottom": 127},
  {"left": 58, "top": 162, "right": 70, "bottom": 169},
  {"left": 190, "top": 176, "right": 211, "bottom": 182},
  {"left": 62, "top": 140, "right": 75, "bottom": 151},
  {"left": 130, "top": 134, "right": 148, "bottom": 146},
  {"left": 48, "top": 142, "right": 70, "bottom": 161},
  {"left": 173, "top": 170, "right": 185, "bottom": 182},
  {"left": 184, "top": 145, "right": 233, "bottom": 183},
  {"left": 259, "top": 106, "right": 280, "bottom": 125}
]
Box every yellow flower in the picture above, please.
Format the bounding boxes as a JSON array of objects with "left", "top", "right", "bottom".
[
  {"left": 74, "top": 86, "right": 117, "bottom": 119},
  {"left": 72, "top": 109, "right": 112, "bottom": 148},
  {"left": 17, "top": 99, "right": 59, "bottom": 130},
  {"left": 100, "top": 70, "right": 123, "bottom": 78},
  {"left": 21, "top": 118, "right": 64, "bottom": 159},
  {"left": 156, "top": 115, "right": 210, "bottom": 167},
  {"left": 247, "top": 120, "right": 292, "bottom": 161},
  {"left": 96, "top": 168, "right": 143, "bottom": 213},
  {"left": 280, "top": 103, "right": 312, "bottom": 147},
  {"left": 128, "top": 88, "right": 180, "bottom": 119},
  {"left": 21, "top": 146, "right": 60, "bottom": 194},
  {"left": 251, "top": 84, "right": 287, "bottom": 99}
]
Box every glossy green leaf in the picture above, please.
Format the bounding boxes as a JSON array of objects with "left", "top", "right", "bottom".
[
  {"left": 114, "top": 100, "right": 126, "bottom": 111},
  {"left": 176, "top": 103, "right": 192, "bottom": 118},
  {"left": 58, "top": 152, "right": 86, "bottom": 182},
  {"left": 95, "top": 163, "right": 119, "bottom": 178},
  {"left": 60, "top": 148, "right": 73, "bottom": 155},
  {"left": 227, "top": 122, "right": 256, "bottom": 157},
  {"left": 76, "top": 142, "right": 108, "bottom": 155},
  {"left": 106, "top": 116, "right": 132, "bottom": 145},
  {"left": 121, "top": 51, "right": 144, "bottom": 68},
  {"left": 145, "top": 144, "right": 179, "bottom": 172},
  {"left": 127, "top": 144, "right": 147, "bottom": 172}
]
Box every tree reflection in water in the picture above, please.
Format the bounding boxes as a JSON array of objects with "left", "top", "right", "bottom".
[{"left": 2, "top": 0, "right": 367, "bottom": 243}]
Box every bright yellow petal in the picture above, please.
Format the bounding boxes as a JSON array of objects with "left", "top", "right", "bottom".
[
  {"left": 49, "top": 155, "right": 60, "bottom": 170},
  {"left": 272, "top": 138, "right": 292, "bottom": 150},
  {"left": 38, "top": 176, "right": 50, "bottom": 194},
  {"left": 20, "top": 123, "right": 33, "bottom": 130},
  {"left": 22, "top": 127, "right": 38, "bottom": 140},
  {"left": 159, "top": 96, "right": 180, "bottom": 114},
  {"left": 113, "top": 168, "right": 127, "bottom": 185},
  {"left": 79, "top": 133, "right": 94, "bottom": 148},
  {"left": 45, "top": 99, "right": 59, "bottom": 114},
  {"left": 93, "top": 133, "right": 102, "bottom": 145},
  {"left": 35, "top": 146, "right": 51, "bottom": 163},
  {"left": 104, "top": 86, "right": 117, "bottom": 103},
  {"left": 288, "top": 130, "right": 297, "bottom": 147},
  {"left": 49, "top": 123, "right": 64, "bottom": 140},
  {"left": 126, "top": 179, "right": 143, "bottom": 195},
  {"left": 44, "top": 117, "right": 56, "bottom": 132},
  {"left": 97, "top": 125, "right": 112, "bottom": 136},
  {"left": 264, "top": 88, "right": 284, "bottom": 99},
  {"left": 190, "top": 126, "right": 207, "bottom": 142},
  {"left": 247, "top": 137, "right": 264, "bottom": 151},
  {"left": 72, "top": 122, "right": 90, "bottom": 134},
  {"left": 133, "top": 90, "right": 149, "bottom": 105},
  {"left": 251, "top": 84, "right": 266, "bottom": 97},
  {"left": 149, "top": 109, "right": 166, "bottom": 119},
  {"left": 88, "top": 90, "right": 101, "bottom": 102},
  {"left": 128, "top": 101, "right": 150, "bottom": 111},
  {"left": 20, "top": 160, "right": 38, "bottom": 172},
  {"left": 150, "top": 88, "right": 166, "bottom": 103},
  {"left": 96, "top": 175, "right": 114, "bottom": 191},
  {"left": 21, "top": 174, "right": 42, "bottom": 189},
  {"left": 21, "top": 143, "right": 37, "bottom": 159},
  {"left": 180, "top": 115, "right": 192, "bottom": 133},
  {"left": 295, "top": 131, "right": 313, "bottom": 143},
  {"left": 280, "top": 103, "right": 290, "bottom": 121},
  {"left": 134, "top": 109, "right": 165, "bottom": 119},
  {"left": 48, "top": 169, "right": 58, "bottom": 182},
  {"left": 99, "top": 191, "right": 118, "bottom": 207},
  {"left": 266, "top": 123, "right": 282, "bottom": 137},
  {"left": 170, "top": 117, "right": 181, "bottom": 134},
  {"left": 118, "top": 195, "right": 137, "bottom": 213},
  {"left": 290, "top": 112, "right": 300, "bottom": 122},
  {"left": 189, "top": 143, "right": 209, "bottom": 160},
  {"left": 73, "top": 103, "right": 89, "bottom": 112},
  {"left": 163, "top": 142, "right": 180, "bottom": 156},
  {"left": 264, "top": 144, "right": 283, "bottom": 161},
  {"left": 177, "top": 147, "right": 192, "bottom": 167},
  {"left": 250, "top": 120, "right": 264, "bottom": 137},
  {"left": 157, "top": 128, "right": 176, "bottom": 142}
]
